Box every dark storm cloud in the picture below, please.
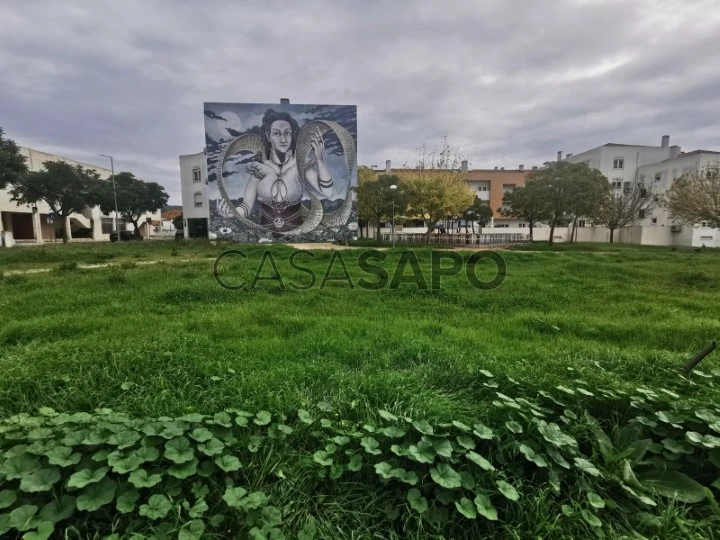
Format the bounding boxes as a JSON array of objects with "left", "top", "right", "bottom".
[{"left": 1, "top": 0, "right": 719, "bottom": 203}]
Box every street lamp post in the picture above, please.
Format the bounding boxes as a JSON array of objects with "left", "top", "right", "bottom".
[
  {"left": 390, "top": 184, "right": 397, "bottom": 248},
  {"left": 99, "top": 154, "right": 120, "bottom": 240}
]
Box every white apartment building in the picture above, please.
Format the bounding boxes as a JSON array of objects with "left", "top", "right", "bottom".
[
  {"left": 178, "top": 151, "right": 209, "bottom": 238},
  {"left": 566, "top": 135, "right": 720, "bottom": 247},
  {"left": 0, "top": 146, "right": 160, "bottom": 247}
]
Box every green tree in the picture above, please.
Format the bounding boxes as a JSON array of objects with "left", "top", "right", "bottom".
[
  {"left": 172, "top": 213, "right": 184, "bottom": 231},
  {"left": 499, "top": 181, "right": 550, "bottom": 242},
  {"left": 357, "top": 168, "right": 406, "bottom": 241},
  {"left": 0, "top": 127, "right": 27, "bottom": 190},
  {"left": 10, "top": 161, "right": 101, "bottom": 242},
  {"left": 463, "top": 198, "right": 493, "bottom": 233},
  {"left": 591, "top": 184, "right": 660, "bottom": 243},
  {"left": 664, "top": 165, "right": 720, "bottom": 229},
  {"left": 528, "top": 160, "right": 607, "bottom": 245},
  {"left": 97, "top": 172, "right": 169, "bottom": 237},
  {"left": 404, "top": 170, "right": 475, "bottom": 243}
]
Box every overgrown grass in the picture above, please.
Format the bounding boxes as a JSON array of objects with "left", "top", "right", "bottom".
[{"left": 1, "top": 241, "right": 719, "bottom": 537}]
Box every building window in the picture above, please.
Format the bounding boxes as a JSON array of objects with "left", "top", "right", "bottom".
[
  {"left": 101, "top": 217, "right": 115, "bottom": 235},
  {"left": 623, "top": 181, "right": 631, "bottom": 192},
  {"left": 477, "top": 186, "right": 488, "bottom": 192},
  {"left": 707, "top": 167, "right": 719, "bottom": 179},
  {"left": 518, "top": 223, "right": 526, "bottom": 228},
  {"left": 613, "top": 158, "right": 624, "bottom": 169},
  {"left": 654, "top": 172, "right": 662, "bottom": 182},
  {"left": 192, "top": 168, "right": 202, "bottom": 183},
  {"left": 611, "top": 180, "right": 622, "bottom": 189},
  {"left": 577, "top": 219, "right": 586, "bottom": 228},
  {"left": 651, "top": 217, "right": 657, "bottom": 224},
  {"left": 653, "top": 196, "right": 659, "bottom": 203},
  {"left": 502, "top": 184, "right": 516, "bottom": 192},
  {"left": 639, "top": 209, "right": 646, "bottom": 219},
  {"left": 194, "top": 192, "right": 203, "bottom": 207}
]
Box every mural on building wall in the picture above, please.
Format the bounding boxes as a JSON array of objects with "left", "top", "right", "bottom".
[{"left": 204, "top": 102, "right": 357, "bottom": 242}]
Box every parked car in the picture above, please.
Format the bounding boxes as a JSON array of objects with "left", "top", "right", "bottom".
[{"left": 110, "top": 231, "right": 143, "bottom": 242}]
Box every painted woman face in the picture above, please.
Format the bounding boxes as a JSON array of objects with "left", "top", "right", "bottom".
[{"left": 268, "top": 120, "right": 292, "bottom": 154}]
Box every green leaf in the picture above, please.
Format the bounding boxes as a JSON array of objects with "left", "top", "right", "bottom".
[
  {"left": 472, "top": 424, "right": 494, "bottom": 440},
  {"left": 116, "top": 488, "right": 140, "bottom": 513},
  {"left": 313, "top": 450, "right": 333, "bottom": 467},
  {"left": 254, "top": 411, "right": 272, "bottom": 426},
  {"left": 574, "top": 458, "right": 601, "bottom": 477},
  {"left": 76, "top": 478, "right": 116, "bottom": 512},
  {"left": 223, "top": 486, "right": 248, "bottom": 508},
  {"left": 262, "top": 505, "right": 283, "bottom": 527},
  {"left": 587, "top": 492, "right": 605, "bottom": 509},
  {"left": 22, "top": 520, "right": 53, "bottom": 540},
  {"left": 298, "top": 519, "right": 317, "bottom": 540},
  {"left": 460, "top": 471, "right": 476, "bottom": 490},
  {"left": 189, "top": 428, "right": 214, "bottom": 443},
  {"left": 433, "top": 439, "right": 454, "bottom": 458},
  {"left": 135, "top": 446, "right": 160, "bottom": 463},
  {"left": 213, "top": 412, "right": 233, "bottom": 427},
  {"left": 298, "top": 409, "right": 314, "bottom": 424},
  {"left": 455, "top": 497, "right": 477, "bottom": 519},
  {"left": 505, "top": 421, "right": 523, "bottom": 434},
  {"left": 478, "top": 369, "right": 494, "bottom": 378},
  {"left": 378, "top": 409, "right": 398, "bottom": 421},
  {"left": 347, "top": 454, "right": 362, "bottom": 472},
  {"left": 361, "top": 436, "right": 382, "bottom": 455},
  {"left": 496, "top": 480, "right": 519, "bottom": 501},
  {"left": 188, "top": 499, "right": 209, "bottom": 519},
  {"left": 407, "top": 488, "right": 428, "bottom": 514},
  {"left": 108, "top": 430, "right": 141, "bottom": 449},
  {"left": 169, "top": 458, "right": 198, "bottom": 479},
  {"left": 243, "top": 491, "right": 268, "bottom": 510},
  {"left": 456, "top": 435, "right": 475, "bottom": 450},
  {"left": 452, "top": 420, "right": 471, "bottom": 432},
  {"left": 91, "top": 448, "right": 111, "bottom": 462},
  {"left": 165, "top": 436, "right": 194, "bottom": 464},
  {"left": 198, "top": 438, "right": 224, "bottom": 456},
  {"left": 120, "top": 381, "right": 135, "bottom": 391},
  {"left": 20, "top": 468, "right": 61, "bottom": 493},
  {"left": 316, "top": 402, "right": 333, "bottom": 412},
  {"left": 636, "top": 469, "right": 708, "bottom": 503},
  {"left": 0, "top": 490, "right": 17, "bottom": 509},
  {"left": 215, "top": 455, "right": 242, "bottom": 472},
  {"left": 430, "top": 463, "right": 462, "bottom": 489},
  {"left": 179, "top": 413, "right": 206, "bottom": 423},
  {"left": 390, "top": 468, "right": 418, "bottom": 485},
  {"left": 538, "top": 421, "right": 577, "bottom": 448},
  {"left": 129, "top": 469, "right": 163, "bottom": 488},
  {"left": 474, "top": 494, "right": 498, "bottom": 521},
  {"left": 467, "top": 451, "right": 495, "bottom": 471},
  {"left": 412, "top": 420, "right": 434, "bottom": 435},
  {"left": 46, "top": 446, "right": 81, "bottom": 467},
  {"left": 581, "top": 509, "right": 602, "bottom": 528},
  {"left": 178, "top": 519, "right": 205, "bottom": 540},
  {"left": 139, "top": 494, "right": 172, "bottom": 520},
  {"left": 109, "top": 454, "right": 144, "bottom": 474},
  {"left": 67, "top": 467, "right": 109, "bottom": 489},
  {"left": 375, "top": 462, "right": 393, "bottom": 479},
  {"left": 9, "top": 504, "right": 38, "bottom": 531},
  {"left": 376, "top": 426, "right": 406, "bottom": 438},
  {"left": 408, "top": 441, "right": 435, "bottom": 464},
  {"left": 686, "top": 432, "right": 720, "bottom": 448},
  {"left": 1, "top": 454, "right": 41, "bottom": 480}
]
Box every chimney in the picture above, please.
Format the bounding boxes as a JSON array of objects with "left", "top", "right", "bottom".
[
  {"left": 566, "top": 153, "right": 573, "bottom": 158},
  {"left": 385, "top": 160, "right": 391, "bottom": 172},
  {"left": 461, "top": 160, "right": 468, "bottom": 172},
  {"left": 669, "top": 145, "right": 681, "bottom": 159},
  {"left": 280, "top": 98, "right": 290, "bottom": 104},
  {"left": 661, "top": 135, "right": 669, "bottom": 148},
  {"left": 557, "top": 151, "right": 563, "bottom": 161},
  {"left": 519, "top": 164, "right": 524, "bottom": 171}
]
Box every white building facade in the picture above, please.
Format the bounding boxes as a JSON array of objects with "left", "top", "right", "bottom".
[
  {"left": 0, "top": 147, "right": 160, "bottom": 247},
  {"left": 566, "top": 136, "right": 720, "bottom": 247},
  {"left": 178, "top": 151, "right": 209, "bottom": 238}
]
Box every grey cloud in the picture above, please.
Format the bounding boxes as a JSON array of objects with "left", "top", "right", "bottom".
[{"left": 1, "top": 0, "right": 719, "bottom": 204}]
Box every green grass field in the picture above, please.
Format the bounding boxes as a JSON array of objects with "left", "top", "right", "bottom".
[{"left": 1, "top": 241, "right": 719, "bottom": 539}]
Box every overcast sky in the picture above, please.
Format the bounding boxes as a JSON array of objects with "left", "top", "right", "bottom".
[{"left": 1, "top": 0, "right": 719, "bottom": 204}]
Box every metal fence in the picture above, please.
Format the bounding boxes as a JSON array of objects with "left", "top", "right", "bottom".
[{"left": 380, "top": 232, "right": 529, "bottom": 245}]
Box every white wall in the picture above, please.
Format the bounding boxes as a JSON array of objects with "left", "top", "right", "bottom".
[{"left": 179, "top": 152, "right": 209, "bottom": 221}]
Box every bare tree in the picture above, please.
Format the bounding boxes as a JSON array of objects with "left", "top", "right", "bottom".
[
  {"left": 591, "top": 184, "right": 660, "bottom": 243},
  {"left": 664, "top": 164, "right": 720, "bottom": 228}
]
